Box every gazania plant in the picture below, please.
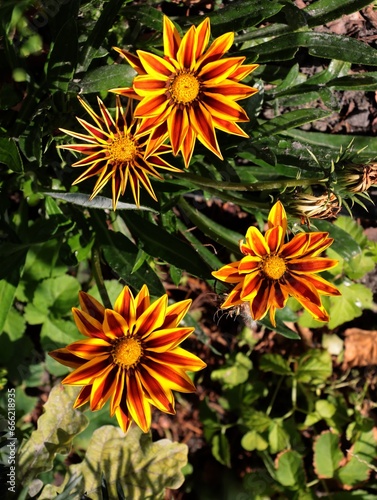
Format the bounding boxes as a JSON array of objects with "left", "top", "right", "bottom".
[
  {"left": 112, "top": 16, "right": 259, "bottom": 166},
  {"left": 49, "top": 285, "right": 206, "bottom": 433},
  {"left": 59, "top": 95, "right": 181, "bottom": 210},
  {"left": 213, "top": 201, "right": 341, "bottom": 326},
  {"left": 4, "top": 2, "right": 377, "bottom": 499}
]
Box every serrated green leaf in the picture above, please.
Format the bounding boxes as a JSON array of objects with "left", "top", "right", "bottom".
[
  {"left": 259, "top": 353, "right": 292, "bottom": 376},
  {"left": 17, "top": 385, "right": 88, "bottom": 486},
  {"left": 80, "top": 64, "right": 136, "bottom": 94},
  {"left": 295, "top": 349, "right": 332, "bottom": 385},
  {"left": 0, "top": 137, "right": 23, "bottom": 172},
  {"left": 313, "top": 431, "right": 343, "bottom": 478},
  {"left": 275, "top": 450, "right": 306, "bottom": 489},
  {"left": 327, "top": 283, "right": 373, "bottom": 329},
  {"left": 69, "top": 425, "right": 187, "bottom": 499}
]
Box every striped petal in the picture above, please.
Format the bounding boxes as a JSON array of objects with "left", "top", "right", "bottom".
[
  {"left": 137, "top": 50, "right": 176, "bottom": 77},
  {"left": 244, "top": 226, "right": 270, "bottom": 257},
  {"left": 265, "top": 225, "right": 285, "bottom": 253},
  {"left": 163, "top": 16, "right": 181, "bottom": 59},
  {"left": 134, "top": 294, "right": 167, "bottom": 338},
  {"left": 103, "top": 309, "right": 129, "bottom": 340},
  {"left": 126, "top": 371, "right": 151, "bottom": 433},
  {"left": 138, "top": 364, "right": 175, "bottom": 414},
  {"left": 148, "top": 347, "right": 206, "bottom": 371},
  {"left": 195, "top": 17, "right": 210, "bottom": 59},
  {"left": 212, "top": 261, "right": 242, "bottom": 283},
  {"left": 168, "top": 106, "right": 189, "bottom": 155},
  {"left": 203, "top": 92, "right": 249, "bottom": 121},
  {"left": 177, "top": 24, "right": 197, "bottom": 69},
  {"left": 48, "top": 348, "right": 85, "bottom": 369},
  {"left": 145, "top": 327, "right": 195, "bottom": 352},
  {"left": 73, "top": 385, "right": 92, "bottom": 408},
  {"left": 161, "top": 299, "right": 192, "bottom": 329},
  {"left": 62, "top": 355, "right": 112, "bottom": 385},
  {"left": 189, "top": 102, "right": 222, "bottom": 159},
  {"left": 72, "top": 308, "right": 106, "bottom": 339},
  {"left": 268, "top": 201, "right": 288, "bottom": 233},
  {"left": 196, "top": 31, "right": 234, "bottom": 68},
  {"left": 66, "top": 338, "right": 111, "bottom": 359},
  {"left": 288, "top": 257, "right": 339, "bottom": 273},
  {"left": 143, "top": 358, "right": 196, "bottom": 393},
  {"left": 90, "top": 364, "right": 118, "bottom": 411},
  {"left": 79, "top": 291, "right": 105, "bottom": 322}
]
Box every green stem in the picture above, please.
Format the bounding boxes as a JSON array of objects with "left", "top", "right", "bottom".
[
  {"left": 173, "top": 171, "right": 325, "bottom": 192},
  {"left": 91, "top": 246, "right": 112, "bottom": 309},
  {"left": 266, "top": 376, "right": 285, "bottom": 416}
]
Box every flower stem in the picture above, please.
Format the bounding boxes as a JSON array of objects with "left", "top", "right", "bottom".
[{"left": 91, "top": 246, "right": 112, "bottom": 309}]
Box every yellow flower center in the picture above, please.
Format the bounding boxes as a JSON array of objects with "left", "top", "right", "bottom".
[
  {"left": 109, "top": 135, "right": 137, "bottom": 163},
  {"left": 170, "top": 73, "right": 200, "bottom": 104},
  {"left": 112, "top": 337, "right": 142, "bottom": 368},
  {"left": 262, "top": 255, "right": 287, "bottom": 280}
]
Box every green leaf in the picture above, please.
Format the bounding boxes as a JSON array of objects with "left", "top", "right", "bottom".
[
  {"left": 0, "top": 137, "right": 23, "bottom": 172},
  {"left": 21, "top": 240, "right": 62, "bottom": 282},
  {"left": 43, "top": 192, "right": 156, "bottom": 212},
  {"left": 305, "top": 0, "right": 374, "bottom": 28},
  {"left": 327, "top": 283, "right": 373, "bottom": 329},
  {"left": 80, "top": 64, "right": 137, "bottom": 94},
  {"left": 249, "top": 32, "right": 377, "bottom": 66},
  {"left": 211, "top": 352, "right": 252, "bottom": 389},
  {"left": 100, "top": 231, "right": 165, "bottom": 297},
  {"left": 0, "top": 264, "right": 24, "bottom": 334},
  {"left": 336, "top": 429, "right": 377, "bottom": 487},
  {"left": 123, "top": 5, "right": 164, "bottom": 31},
  {"left": 259, "top": 353, "right": 292, "bottom": 376},
  {"left": 124, "top": 212, "right": 211, "bottom": 280},
  {"left": 268, "top": 421, "right": 290, "bottom": 454},
  {"left": 241, "top": 430, "right": 269, "bottom": 452},
  {"left": 212, "top": 432, "right": 231, "bottom": 467},
  {"left": 310, "top": 219, "right": 361, "bottom": 262},
  {"left": 3, "top": 307, "right": 26, "bottom": 342},
  {"left": 17, "top": 385, "right": 88, "bottom": 487},
  {"left": 313, "top": 431, "right": 343, "bottom": 478},
  {"left": 46, "top": 18, "right": 78, "bottom": 92},
  {"left": 24, "top": 275, "right": 80, "bottom": 324},
  {"left": 295, "top": 349, "right": 332, "bottom": 385},
  {"left": 78, "top": 0, "right": 128, "bottom": 72},
  {"left": 275, "top": 450, "right": 306, "bottom": 490},
  {"left": 69, "top": 425, "right": 187, "bottom": 499},
  {"left": 253, "top": 109, "right": 333, "bottom": 137}
]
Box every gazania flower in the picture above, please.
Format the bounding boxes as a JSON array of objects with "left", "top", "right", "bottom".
[
  {"left": 49, "top": 285, "right": 206, "bottom": 433},
  {"left": 111, "top": 16, "right": 258, "bottom": 167},
  {"left": 212, "top": 201, "right": 341, "bottom": 326},
  {"left": 287, "top": 191, "right": 341, "bottom": 221},
  {"left": 58, "top": 95, "right": 181, "bottom": 210},
  {"left": 337, "top": 162, "right": 377, "bottom": 193}
]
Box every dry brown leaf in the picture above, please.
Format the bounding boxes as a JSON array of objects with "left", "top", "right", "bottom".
[{"left": 343, "top": 328, "right": 377, "bottom": 369}]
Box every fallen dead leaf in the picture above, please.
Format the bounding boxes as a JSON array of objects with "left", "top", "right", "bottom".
[{"left": 343, "top": 328, "right": 377, "bottom": 369}]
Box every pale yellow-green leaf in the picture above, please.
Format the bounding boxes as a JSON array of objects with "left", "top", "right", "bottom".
[
  {"left": 69, "top": 425, "right": 188, "bottom": 500},
  {"left": 17, "top": 385, "right": 88, "bottom": 487}
]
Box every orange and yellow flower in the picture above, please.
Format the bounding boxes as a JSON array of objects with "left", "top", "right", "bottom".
[
  {"left": 212, "top": 201, "right": 341, "bottom": 326},
  {"left": 49, "top": 285, "right": 206, "bottom": 433},
  {"left": 58, "top": 96, "right": 181, "bottom": 210},
  {"left": 111, "top": 16, "right": 258, "bottom": 167}
]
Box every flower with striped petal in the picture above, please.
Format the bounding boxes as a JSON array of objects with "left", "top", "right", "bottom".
[
  {"left": 111, "top": 16, "right": 259, "bottom": 167},
  {"left": 58, "top": 95, "right": 181, "bottom": 210},
  {"left": 49, "top": 285, "right": 206, "bottom": 433},
  {"left": 212, "top": 201, "right": 341, "bottom": 327}
]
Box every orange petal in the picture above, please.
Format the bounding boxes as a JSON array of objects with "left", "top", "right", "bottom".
[
  {"left": 126, "top": 372, "right": 151, "bottom": 433},
  {"left": 205, "top": 79, "right": 258, "bottom": 100},
  {"left": 161, "top": 299, "right": 192, "bottom": 329},
  {"left": 110, "top": 368, "right": 125, "bottom": 416},
  {"left": 73, "top": 385, "right": 92, "bottom": 408},
  {"left": 196, "top": 31, "right": 234, "bottom": 69},
  {"left": 134, "top": 295, "right": 167, "bottom": 338},
  {"left": 200, "top": 57, "right": 244, "bottom": 84},
  {"left": 72, "top": 308, "right": 106, "bottom": 339},
  {"left": 203, "top": 92, "right": 249, "bottom": 121},
  {"left": 265, "top": 225, "right": 285, "bottom": 254},
  {"left": 134, "top": 284, "right": 151, "bottom": 318},
  {"left": 48, "top": 348, "right": 85, "bottom": 368},
  {"left": 142, "top": 358, "right": 196, "bottom": 393},
  {"left": 168, "top": 106, "right": 189, "bottom": 155},
  {"left": 302, "top": 273, "right": 341, "bottom": 297},
  {"left": 229, "top": 63, "right": 259, "bottom": 82},
  {"left": 221, "top": 282, "right": 244, "bottom": 308},
  {"left": 113, "top": 47, "right": 145, "bottom": 74},
  {"left": 195, "top": 18, "right": 210, "bottom": 59},
  {"left": 177, "top": 24, "right": 197, "bottom": 69},
  {"left": 133, "top": 74, "right": 168, "bottom": 97},
  {"left": 288, "top": 257, "right": 339, "bottom": 273},
  {"left": 238, "top": 255, "right": 261, "bottom": 274},
  {"left": 244, "top": 226, "right": 269, "bottom": 257},
  {"left": 134, "top": 93, "right": 170, "bottom": 117},
  {"left": 79, "top": 291, "right": 106, "bottom": 322},
  {"left": 103, "top": 309, "right": 129, "bottom": 340},
  {"left": 280, "top": 232, "right": 310, "bottom": 259},
  {"left": 212, "top": 261, "right": 242, "bottom": 283},
  {"left": 212, "top": 116, "right": 249, "bottom": 137},
  {"left": 149, "top": 347, "right": 206, "bottom": 371},
  {"left": 66, "top": 338, "right": 112, "bottom": 359},
  {"left": 284, "top": 273, "right": 321, "bottom": 306},
  {"left": 138, "top": 365, "right": 175, "bottom": 414},
  {"left": 180, "top": 126, "right": 196, "bottom": 168},
  {"left": 145, "top": 327, "right": 195, "bottom": 352},
  {"left": 90, "top": 364, "right": 118, "bottom": 411},
  {"left": 189, "top": 103, "right": 222, "bottom": 159},
  {"left": 163, "top": 16, "right": 181, "bottom": 59},
  {"left": 240, "top": 272, "right": 262, "bottom": 301},
  {"left": 115, "top": 394, "right": 132, "bottom": 433},
  {"left": 62, "top": 355, "right": 112, "bottom": 385},
  {"left": 137, "top": 50, "right": 176, "bottom": 77},
  {"left": 268, "top": 201, "right": 287, "bottom": 233},
  {"left": 250, "top": 280, "right": 272, "bottom": 321},
  {"left": 114, "top": 286, "right": 136, "bottom": 328}
]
